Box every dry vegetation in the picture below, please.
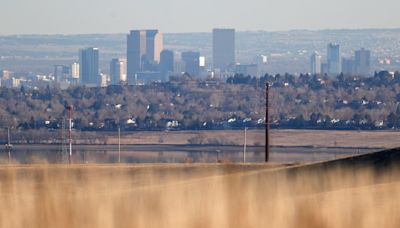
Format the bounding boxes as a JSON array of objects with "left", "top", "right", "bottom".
[
  {"left": 104, "top": 129, "right": 400, "bottom": 149},
  {"left": 0, "top": 163, "right": 399, "bottom": 228}
]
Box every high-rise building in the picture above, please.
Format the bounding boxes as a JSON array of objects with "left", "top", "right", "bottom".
[
  {"left": 182, "top": 51, "right": 200, "bottom": 76},
  {"left": 54, "top": 65, "right": 69, "bottom": 82},
  {"left": 213, "top": 28, "right": 235, "bottom": 71},
  {"left": 100, "top": 73, "right": 108, "bottom": 87},
  {"left": 321, "top": 63, "right": 329, "bottom": 75},
  {"left": 310, "top": 52, "right": 322, "bottom": 74},
  {"left": 342, "top": 58, "right": 355, "bottom": 75},
  {"left": 327, "top": 43, "right": 341, "bottom": 75},
  {"left": 355, "top": 48, "right": 371, "bottom": 76},
  {"left": 70, "top": 62, "right": 80, "bottom": 79},
  {"left": 159, "top": 50, "right": 174, "bottom": 79},
  {"left": 127, "top": 30, "right": 147, "bottom": 78},
  {"left": 127, "top": 29, "right": 163, "bottom": 77},
  {"left": 145, "top": 30, "right": 163, "bottom": 65},
  {"left": 109, "top": 58, "right": 126, "bottom": 85},
  {"left": 79, "top": 47, "right": 99, "bottom": 86}
]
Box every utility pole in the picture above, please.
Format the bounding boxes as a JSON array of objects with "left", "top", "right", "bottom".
[
  {"left": 118, "top": 127, "right": 121, "bottom": 163},
  {"left": 265, "top": 83, "right": 270, "bottom": 162},
  {"left": 67, "top": 106, "right": 73, "bottom": 164},
  {"left": 5, "top": 128, "right": 12, "bottom": 164},
  {"left": 61, "top": 118, "right": 67, "bottom": 163},
  {"left": 243, "top": 127, "right": 247, "bottom": 163}
]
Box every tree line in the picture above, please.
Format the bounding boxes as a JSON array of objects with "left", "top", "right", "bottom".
[{"left": 1, "top": 71, "right": 400, "bottom": 132}]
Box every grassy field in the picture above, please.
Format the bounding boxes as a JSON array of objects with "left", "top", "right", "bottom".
[
  {"left": 1, "top": 129, "right": 396, "bottom": 164},
  {"left": 1, "top": 151, "right": 400, "bottom": 228},
  {"left": 103, "top": 129, "right": 400, "bottom": 149}
]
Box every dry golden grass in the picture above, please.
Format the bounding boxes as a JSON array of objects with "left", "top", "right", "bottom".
[
  {"left": 0, "top": 163, "right": 399, "bottom": 228},
  {"left": 103, "top": 129, "right": 400, "bottom": 149}
]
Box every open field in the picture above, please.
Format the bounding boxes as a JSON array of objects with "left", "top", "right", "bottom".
[
  {"left": 103, "top": 129, "right": 400, "bottom": 149},
  {"left": 2, "top": 129, "right": 395, "bottom": 164},
  {"left": 1, "top": 149, "right": 400, "bottom": 227},
  {"left": 1, "top": 144, "right": 379, "bottom": 164}
]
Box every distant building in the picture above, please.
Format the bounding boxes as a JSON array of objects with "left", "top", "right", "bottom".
[
  {"left": 127, "top": 29, "right": 163, "bottom": 78},
  {"left": 109, "top": 58, "right": 126, "bottom": 85},
  {"left": 159, "top": 50, "right": 174, "bottom": 79},
  {"left": 310, "top": 52, "right": 322, "bottom": 74},
  {"left": 182, "top": 51, "right": 200, "bottom": 76},
  {"left": 321, "top": 63, "right": 328, "bottom": 75},
  {"left": 327, "top": 43, "right": 341, "bottom": 75},
  {"left": 342, "top": 58, "right": 355, "bottom": 75},
  {"left": 127, "top": 30, "right": 147, "bottom": 78},
  {"left": 235, "top": 64, "right": 258, "bottom": 77},
  {"left": 0, "top": 70, "right": 14, "bottom": 80},
  {"left": 254, "top": 55, "right": 268, "bottom": 64},
  {"left": 3, "top": 77, "right": 21, "bottom": 88},
  {"left": 53, "top": 65, "right": 70, "bottom": 82},
  {"left": 79, "top": 47, "right": 100, "bottom": 86},
  {"left": 133, "top": 72, "right": 163, "bottom": 85},
  {"left": 355, "top": 48, "right": 371, "bottom": 76},
  {"left": 144, "top": 30, "right": 163, "bottom": 67},
  {"left": 100, "top": 73, "right": 108, "bottom": 87},
  {"left": 254, "top": 55, "right": 268, "bottom": 76},
  {"left": 174, "top": 61, "right": 185, "bottom": 74},
  {"left": 70, "top": 62, "right": 80, "bottom": 79},
  {"left": 213, "top": 28, "right": 235, "bottom": 71},
  {"left": 199, "top": 56, "right": 206, "bottom": 67}
]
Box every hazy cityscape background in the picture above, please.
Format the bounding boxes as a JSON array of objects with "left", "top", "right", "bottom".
[{"left": 1, "top": 29, "right": 400, "bottom": 84}]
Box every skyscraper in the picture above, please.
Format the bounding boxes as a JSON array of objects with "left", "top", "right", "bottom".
[
  {"left": 145, "top": 30, "right": 163, "bottom": 65},
  {"left": 79, "top": 47, "right": 99, "bottom": 86},
  {"left": 182, "top": 51, "right": 200, "bottom": 76},
  {"left": 109, "top": 58, "right": 126, "bottom": 85},
  {"left": 53, "top": 65, "right": 69, "bottom": 82},
  {"left": 310, "top": 52, "right": 322, "bottom": 74},
  {"left": 342, "top": 58, "right": 355, "bottom": 75},
  {"left": 127, "top": 29, "right": 163, "bottom": 78},
  {"left": 159, "top": 50, "right": 174, "bottom": 79},
  {"left": 355, "top": 48, "right": 371, "bottom": 76},
  {"left": 327, "top": 43, "right": 341, "bottom": 75},
  {"left": 70, "top": 62, "right": 79, "bottom": 79},
  {"left": 213, "top": 28, "right": 235, "bottom": 71},
  {"left": 127, "top": 30, "right": 146, "bottom": 79}
]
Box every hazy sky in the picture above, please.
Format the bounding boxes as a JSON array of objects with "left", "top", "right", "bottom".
[{"left": 1, "top": 0, "right": 400, "bottom": 34}]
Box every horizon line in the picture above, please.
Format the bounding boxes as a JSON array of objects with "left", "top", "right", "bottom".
[{"left": 1, "top": 27, "right": 400, "bottom": 36}]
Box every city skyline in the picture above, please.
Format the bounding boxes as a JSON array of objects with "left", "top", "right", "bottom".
[
  {"left": 1, "top": 28, "right": 400, "bottom": 85},
  {"left": 1, "top": 0, "right": 400, "bottom": 35}
]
